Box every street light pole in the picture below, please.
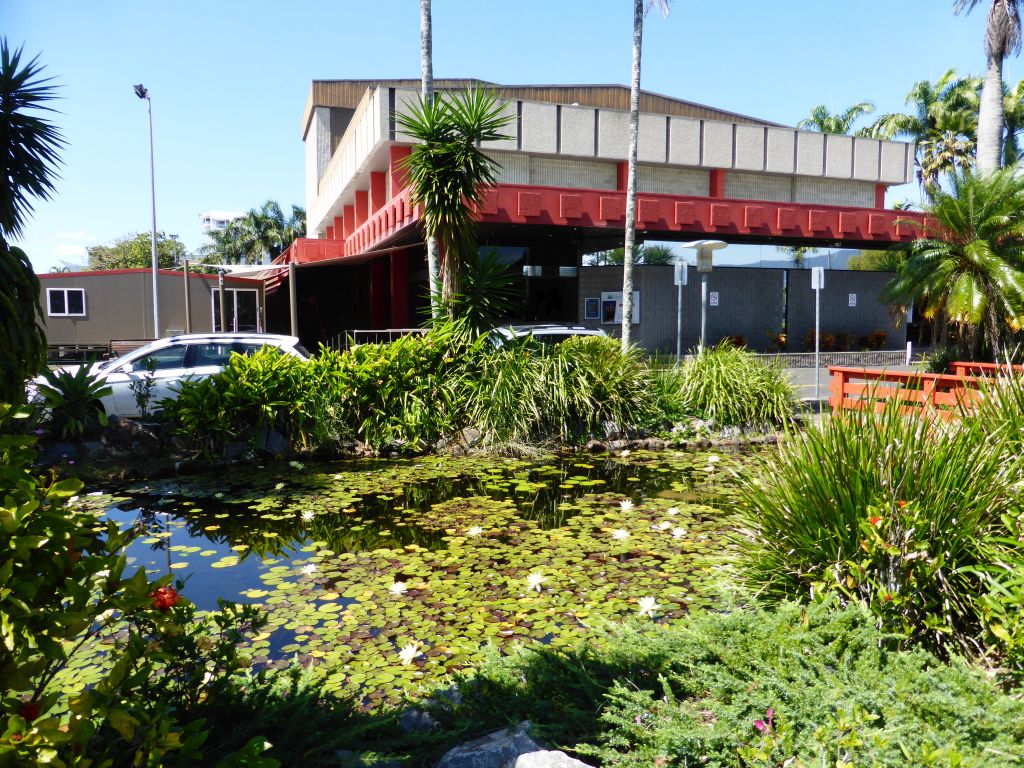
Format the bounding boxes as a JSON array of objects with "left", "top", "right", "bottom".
[{"left": 134, "top": 84, "right": 160, "bottom": 338}]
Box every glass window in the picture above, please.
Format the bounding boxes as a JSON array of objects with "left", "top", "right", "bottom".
[
  {"left": 133, "top": 345, "right": 187, "bottom": 372},
  {"left": 212, "top": 288, "right": 259, "bottom": 332},
  {"left": 190, "top": 343, "right": 235, "bottom": 367},
  {"left": 46, "top": 288, "right": 86, "bottom": 317}
]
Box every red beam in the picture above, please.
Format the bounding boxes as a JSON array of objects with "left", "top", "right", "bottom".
[
  {"left": 370, "top": 171, "right": 387, "bottom": 213},
  {"left": 389, "top": 146, "right": 411, "bottom": 196},
  {"left": 355, "top": 191, "right": 368, "bottom": 228}
]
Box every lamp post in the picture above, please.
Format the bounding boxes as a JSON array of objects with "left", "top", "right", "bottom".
[
  {"left": 133, "top": 84, "right": 159, "bottom": 339},
  {"left": 680, "top": 240, "right": 726, "bottom": 352}
]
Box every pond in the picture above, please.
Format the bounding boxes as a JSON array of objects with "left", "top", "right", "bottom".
[{"left": 63, "top": 449, "right": 756, "bottom": 707}]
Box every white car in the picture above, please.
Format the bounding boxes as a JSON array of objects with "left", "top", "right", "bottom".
[
  {"left": 56, "top": 333, "right": 309, "bottom": 419},
  {"left": 489, "top": 324, "right": 608, "bottom": 347}
]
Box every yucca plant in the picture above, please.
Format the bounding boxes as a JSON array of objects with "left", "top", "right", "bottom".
[
  {"left": 738, "top": 401, "right": 1024, "bottom": 659},
  {"left": 35, "top": 366, "right": 111, "bottom": 439}
]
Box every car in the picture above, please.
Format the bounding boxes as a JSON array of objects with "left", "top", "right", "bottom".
[
  {"left": 488, "top": 324, "right": 608, "bottom": 347},
  {"left": 37, "top": 333, "right": 309, "bottom": 419}
]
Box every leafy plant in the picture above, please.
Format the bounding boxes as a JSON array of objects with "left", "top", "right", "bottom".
[
  {"left": 737, "top": 400, "right": 1024, "bottom": 659},
  {"left": 0, "top": 404, "right": 274, "bottom": 766},
  {"left": 128, "top": 355, "right": 158, "bottom": 418},
  {"left": 34, "top": 365, "right": 111, "bottom": 439},
  {"left": 662, "top": 343, "right": 794, "bottom": 429}
]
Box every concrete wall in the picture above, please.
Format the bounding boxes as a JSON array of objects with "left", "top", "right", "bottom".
[
  {"left": 577, "top": 265, "right": 786, "bottom": 353},
  {"left": 38, "top": 271, "right": 263, "bottom": 346},
  {"left": 577, "top": 266, "right": 904, "bottom": 354},
  {"left": 786, "top": 269, "right": 904, "bottom": 351}
]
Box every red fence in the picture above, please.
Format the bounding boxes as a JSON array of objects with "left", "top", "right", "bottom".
[{"left": 827, "top": 366, "right": 987, "bottom": 420}]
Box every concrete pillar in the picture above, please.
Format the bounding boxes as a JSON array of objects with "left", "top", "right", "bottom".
[
  {"left": 370, "top": 171, "right": 387, "bottom": 213},
  {"left": 709, "top": 169, "right": 725, "bottom": 198},
  {"left": 355, "top": 191, "right": 369, "bottom": 229}
]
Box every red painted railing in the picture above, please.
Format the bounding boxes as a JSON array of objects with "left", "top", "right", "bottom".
[
  {"left": 828, "top": 366, "right": 985, "bottom": 420},
  {"left": 951, "top": 361, "right": 1024, "bottom": 377}
]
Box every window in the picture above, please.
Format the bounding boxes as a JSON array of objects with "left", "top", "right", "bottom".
[
  {"left": 47, "top": 288, "right": 86, "bottom": 317},
  {"left": 132, "top": 345, "right": 187, "bottom": 371},
  {"left": 211, "top": 288, "right": 260, "bottom": 332}
]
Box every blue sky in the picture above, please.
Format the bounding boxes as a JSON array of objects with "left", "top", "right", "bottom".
[{"left": 9, "top": 0, "right": 1021, "bottom": 271}]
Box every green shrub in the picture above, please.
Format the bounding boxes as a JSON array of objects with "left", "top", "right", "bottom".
[
  {"left": 0, "top": 404, "right": 272, "bottom": 766},
  {"left": 34, "top": 365, "right": 111, "bottom": 439},
  {"left": 465, "top": 336, "right": 655, "bottom": 445},
  {"left": 737, "top": 401, "right": 1023, "bottom": 659},
  {"left": 448, "top": 603, "right": 1024, "bottom": 767},
  {"left": 662, "top": 344, "right": 794, "bottom": 429}
]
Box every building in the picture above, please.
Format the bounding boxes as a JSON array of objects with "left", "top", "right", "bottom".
[
  {"left": 199, "top": 210, "right": 244, "bottom": 236},
  {"left": 39, "top": 268, "right": 266, "bottom": 351},
  {"left": 264, "top": 79, "right": 923, "bottom": 351}
]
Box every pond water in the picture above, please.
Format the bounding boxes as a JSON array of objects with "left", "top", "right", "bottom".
[{"left": 66, "top": 449, "right": 756, "bottom": 707}]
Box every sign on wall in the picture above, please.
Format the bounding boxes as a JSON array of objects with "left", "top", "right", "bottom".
[
  {"left": 600, "top": 291, "right": 640, "bottom": 324},
  {"left": 811, "top": 267, "right": 825, "bottom": 290},
  {"left": 848, "top": 293, "right": 857, "bottom": 307},
  {"left": 709, "top": 291, "right": 720, "bottom": 307},
  {"left": 584, "top": 297, "right": 600, "bottom": 321}
]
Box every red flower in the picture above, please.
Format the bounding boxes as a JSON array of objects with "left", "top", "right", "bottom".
[
  {"left": 18, "top": 701, "right": 40, "bottom": 722},
  {"left": 868, "top": 516, "right": 883, "bottom": 526},
  {"left": 151, "top": 586, "right": 181, "bottom": 611},
  {"left": 885, "top": 593, "right": 893, "bottom": 602},
  {"left": 897, "top": 500, "right": 908, "bottom": 509},
  {"left": 753, "top": 707, "right": 775, "bottom": 732}
]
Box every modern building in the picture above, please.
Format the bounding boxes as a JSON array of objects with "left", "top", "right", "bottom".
[
  {"left": 199, "top": 210, "right": 244, "bottom": 236},
  {"left": 39, "top": 268, "right": 266, "bottom": 351},
  {"left": 263, "top": 79, "right": 924, "bottom": 351}
]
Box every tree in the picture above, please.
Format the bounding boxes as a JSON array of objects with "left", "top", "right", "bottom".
[
  {"left": 87, "top": 231, "right": 186, "bottom": 270},
  {"left": 201, "top": 201, "right": 305, "bottom": 265},
  {"left": 1002, "top": 77, "right": 1024, "bottom": 164},
  {"left": 797, "top": 102, "right": 875, "bottom": 135},
  {"left": 0, "top": 39, "right": 64, "bottom": 402},
  {"left": 397, "top": 88, "right": 511, "bottom": 306},
  {"left": 592, "top": 244, "right": 676, "bottom": 265},
  {"left": 421, "top": 0, "right": 441, "bottom": 318},
  {"left": 778, "top": 245, "right": 819, "bottom": 268},
  {"left": 621, "top": 0, "right": 671, "bottom": 350},
  {"left": 869, "top": 69, "right": 981, "bottom": 194},
  {"left": 884, "top": 168, "right": 1024, "bottom": 356},
  {"left": 847, "top": 249, "right": 909, "bottom": 271},
  {"left": 955, "top": 0, "right": 1022, "bottom": 173}
]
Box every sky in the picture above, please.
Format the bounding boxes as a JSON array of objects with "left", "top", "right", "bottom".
[{"left": 8, "top": 0, "right": 1023, "bottom": 272}]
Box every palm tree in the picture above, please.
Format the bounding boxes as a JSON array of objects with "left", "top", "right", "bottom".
[
  {"left": 0, "top": 39, "right": 64, "bottom": 402},
  {"left": 869, "top": 69, "right": 981, "bottom": 193},
  {"left": 397, "top": 88, "right": 511, "bottom": 307},
  {"left": 778, "top": 245, "right": 819, "bottom": 268},
  {"left": 202, "top": 201, "right": 305, "bottom": 265},
  {"left": 420, "top": 0, "right": 441, "bottom": 318},
  {"left": 955, "top": 0, "right": 1021, "bottom": 173},
  {"left": 884, "top": 168, "right": 1024, "bottom": 356},
  {"left": 1002, "top": 77, "right": 1024, "bottom": 164},
  {"left": 797, "top": 102, "right": 875, "bottom": 135},
  {"left": 621, "top": 0, "right": 671, "bottom": 350}
]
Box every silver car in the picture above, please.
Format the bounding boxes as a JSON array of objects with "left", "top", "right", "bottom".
[{"left": 66, "top": 333, "right": 308, "bottom": 418}]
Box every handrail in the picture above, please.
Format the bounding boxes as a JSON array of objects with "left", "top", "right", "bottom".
[{"left": 828, "top": 366, "right": 984, "bottom": 420}]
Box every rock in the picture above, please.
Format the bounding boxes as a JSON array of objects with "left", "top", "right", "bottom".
[
  {"left": 514, "top": 752, "right": 595, "bottom": 768},
  {"left": 585, "top": 439, "right": 606, "bottom": 453},
  {"left": 254, "top": 427, "right": 289, "bottom": 457},
  {"left": 398, "top": 707, "right": 439, "bottom": 733},
  {"left": 602, "top": 420, "right": 620, "bottom": 439},
  {"left": 434, "top": 721, "right": 543, "bottom": 768},
  {"left": 431, "top": 684, "right": 463, "bottom": 707},
  {"left": 607, "top": 439, "right": 627, "bottom": 452},
  {"left": 460, "top": 428, "right": 483, "bottom": 449},
  {"left": 223, "top": 441, "right": 248, "bottom": 460}
]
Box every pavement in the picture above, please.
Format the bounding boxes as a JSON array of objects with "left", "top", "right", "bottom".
[{"left": 786, "top": 364, "right": 922, "bottom": 403}]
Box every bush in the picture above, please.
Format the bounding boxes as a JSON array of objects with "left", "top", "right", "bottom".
[
  {"left": 448, "top": 603, "right": 1024, "bottom": 767},
  {"left": 737, "top": 401, "right": 1024, "bottom": 660},
  {"left": 657, "top": 344, "right": 794, "bottom": 429},
  {"left": 34, "top": 365, "right": 111, "bottom": 439},
  {"left": 0, "top": 404, "right": 271, "bottom": 766}
]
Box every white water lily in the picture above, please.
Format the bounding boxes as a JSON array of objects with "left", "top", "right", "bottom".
[
  {"left": 612, "top": 529, "right": 630, "bottom": 540},
  {"left": 637, "top": 596, "right": 660, "bottom": 617},
  {"left": 301, "top": 510, "right": 315, "bottom": 522},
  {"left": 398, "top": 642, "right": 420, "bottom": 666},
  {"left": 666, "top": 506, "right": 679, "bottom": 516},
  {"left": 467, "top": 526, "right": 484, "bottom": 536},
  {"left": 389, "top": 581, "right": 408, "bottom": 596},
  {"left": 301, "top": 563, "right": 318, "bottom": 575},
  {"left": 654, "top": 521, "right": 672, "bottom": 531},
  {"left": 619, "top": 499, "right": 634, "bottom": 511},
  {"left": 707, "top": 454, "right": 720, "bottom": 463},
  {"left": 620, "top": 449, "right": 631, "bottom": 457},
  {"left": 526, "top": 571, "right": 547, "bottom": 592},
  {"left": 671, "top": 527, "right": 687, "bottom": 538},
  {"left": 288, "top": 460, "right": 305, "bottom": 470}
]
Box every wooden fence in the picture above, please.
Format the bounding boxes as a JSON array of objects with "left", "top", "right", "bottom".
[{"left": 827, "top": 365, "right": 987, "bottom": 420}]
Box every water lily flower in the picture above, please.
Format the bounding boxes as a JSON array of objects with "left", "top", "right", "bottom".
[
  {"left": 467, "top": 526, "right": 483, "bottom": 536},
  {"left": 526, "top": 571, "right": 546, "bottom": 592},
  {"left": 666, "top": 507, "right": 679, "bottom": 516},
  {"left": 620, "top": 449, "right": 631, "bottom": 457},
  {"left": 707, "top": 454, "right": 720, "bottom": 463},
  {"left": 671, "top": 527, "right": 687, "bottom": 538},
  {"left": 301, "top": 510, "right": 314, "bottom": 522},
  {"left": 301, "top": 563, "right": 318, "bottom": 575},
  {"left": 612, "top": 529, "right": 630, "bottom": 540},
  {"left": 389, "top": 581, "right": 408, "bottom": 596},
  {"left": 619, "top": 499, "right": 634, "bottom": 511},
  {"left": 288, "top": 460, "right": 305, "bottom": 470},
  {"left": 637, "top": 596, "right": 660, "bottom": 617},
  {"left": 654, "top": 521, "right": 671, "bottom": 531},
  {"left": 274, "top": 482, "right": 285, "bottom": 491},
  {"left": 398, "top": 642, "right": 420, "bottom": 666}
]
